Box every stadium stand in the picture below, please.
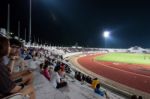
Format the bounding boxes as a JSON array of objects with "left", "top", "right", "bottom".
[{"left": 0, "top": 34, "right": 147, "bottom": 99}]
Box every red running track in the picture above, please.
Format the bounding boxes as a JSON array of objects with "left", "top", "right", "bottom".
[{"left": 78, "top": 54, "right": 150, "bottom": 93}]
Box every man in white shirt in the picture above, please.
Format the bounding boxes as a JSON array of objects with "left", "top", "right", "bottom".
[{"left": 51, "top": 66, "right": 67, "bottom": 89}]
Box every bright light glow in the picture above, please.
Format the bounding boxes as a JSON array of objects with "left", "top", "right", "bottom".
[
  {"left": 10, "top": 32, "right": 13, "bottom": 35},
  {"left": 103, "top": 31, "right": 110, "bottom": 38}
]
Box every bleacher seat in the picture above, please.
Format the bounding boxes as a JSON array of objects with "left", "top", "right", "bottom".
[{"left": 33, "top": 71, "right": 105, "bottom": 99}]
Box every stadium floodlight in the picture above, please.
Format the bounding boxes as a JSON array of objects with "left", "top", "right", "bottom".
[
  {"left": 103, "top": 31, "right": 111, "bottom": 48},
  {"left": 103, "top": 31, "right": 110, "bottom": 38}
]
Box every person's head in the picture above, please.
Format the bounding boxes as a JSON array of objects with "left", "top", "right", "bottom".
[
  {"left": 131, "top": 95, "right": 137, "bottom": 99},
  {"left": 96, "top": 83, "right": 100, "bottom": 89},
  {"left": 0, "top": 36, "right": 10, "bottom": 61},
  {"left": 40, "top": 63, "right": 44, "bottom": 69},
  {"left": 9, "top": 38, "right": 22, "bottom": 56},
  {"left": 61, "top": 63, "right": 65, "bottom": 66},
  {"left": 93, "top": 78, "right": 98, "bottom": 80},
  {"left": 78, "top": 72, "right": 81, "bottom": 75},
  {"left": 43, "top": 64, "right": 49, "bottom": 70},
  {"left": 138, "top": 96, "right": 143, "bottom": 99},
  {"left": 45, "top": 60, "right": 50, "bottom": 66},
  {"left": 54, "top": 66, "right": 61, "bottom": 74},
  {"left": 83, "top": 75, "right": 86, "bottom": 78},
  {"left": 35, "top": 52, "right": 38, "bottom": 57},
  {"left": 49, "top": 66, "right": 54, "bottom": 70},
  {"left": 37, "top": 52, "right": 41, "bottom": 57},
  {"left": 31, "top": 50, "right": 36, "bottom": 56}
]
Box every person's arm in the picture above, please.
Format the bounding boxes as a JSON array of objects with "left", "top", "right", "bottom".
[
  {"left": 0, "top": 64, "right": 20, "bottom": 95},
  {"left": 10, "top": 86, "right": 22, "bottom": 93},
  {"left": 95, "top": 89, "right": 105, "bottom": 96},
  {"left": 19, "top": 59, "right": 26, "bottom": 71},
  {"left": 7, "top": 58, "right": 16, "bottom": 74},
  {"left": 56, "top": 73, "right": 61, "bottom": 83}
]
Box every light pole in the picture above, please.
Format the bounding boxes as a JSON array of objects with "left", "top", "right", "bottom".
[
  {"left": 18, "top": 21, "right": 20, "bottom": 38},
  {"left": 103, "top": 31, "right": 110, "bottom": 48},
  {"left": 29, "top": 0, "right": 32, "bottom": 44},
  {"left": 7, "top": 4, "right": 10, "bottom": 35},
  {"left": 24, "top": 28, "right": 27, "bottom": 43}
]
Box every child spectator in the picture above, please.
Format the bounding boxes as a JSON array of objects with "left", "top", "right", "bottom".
[{"left": 94, "top": 83, "right": 108, "bottom": 98}]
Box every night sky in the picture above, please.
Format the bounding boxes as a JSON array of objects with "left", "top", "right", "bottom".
[{"left": 0, "top": 0, "right": 150, "bottom": 48}]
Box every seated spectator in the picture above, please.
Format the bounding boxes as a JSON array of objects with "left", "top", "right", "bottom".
[
  {"left": 44, "top": 59, "right": 50, "bottom": 66},
  {"left": 94, "top": 83, "right": 108, "bottom": 98},
  {"left": 28, "top": 53, "right": 40, "bottom": 70},
  {"left": 24, "top": 50, "right": 32, "bottom": 60},
  {"left": 76, "top": 72, "right": 82, "bottom": 81},
  {"left": 80, "top": 74, "right": 86, "bottom": 84},
  {"left": 82, "top": 74, "right": 86, "bottom": 82},
  {"left": 89, "top": 77, "right": 92, "bottom": 84},
  {"left": 65, "top": 64, "right": 71, "bottom": 73},
  {"left": 3, "top": 49, "right": 26, "bottom": 73},
  {"left": 49, "top": 66, "right": 54, "bottom": 76},
  {"left": 131, "top": 95, "right": 137, "bottom": 99},
  {"left": 60, "top": 55, "right": 63, "bottom": 60},
  {"left": 60, "top": 63, "right": 66, "bottom": 78},
  {"left": 138, "top": 96, "right": 143, "bottom": 99},
  {"left": 0, "top": 36, "right": 35, "bottom": 99},
  {"left": 51, "top": 66, "right": 67, "bottom": 89},
  {"left": 91, "top": 78, "right": 100, "bottom": 89},
  {"left": 13, "top": 55, "right": 26, "bottom": 73},
  {"left": 43, "top": 64, "right": 51, "bottom": 81},
  {"left": 3, "top": 38, "right": 33, "bottom": 85},
  {"left": 56, "top": 61, "right": 61, "bottom": 67},
  {"left": 74, "top": 71, "right": 78, "bottom": 79},
  {"left": 86, "top": 76, "right": 92, "bottom": 84},
  {"left": 60, "top": 63, "right": 65, "bottom": 72}
]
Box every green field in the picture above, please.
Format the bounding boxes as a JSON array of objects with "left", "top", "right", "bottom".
[{"left": 95, "top": 53, "right": 150, "bottom": 65}]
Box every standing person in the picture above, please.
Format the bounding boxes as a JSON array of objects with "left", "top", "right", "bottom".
[{"left": 0, "top": 36, "right": 35, "bottom": 99}]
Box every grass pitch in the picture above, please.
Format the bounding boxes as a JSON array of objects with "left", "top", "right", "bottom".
[{"left": 95, "top": 53, "right": 150, "bottom": 65}]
